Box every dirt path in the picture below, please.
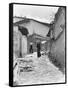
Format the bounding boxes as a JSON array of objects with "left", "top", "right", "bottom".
[{"left": 14, "top": 55, "right": 65, "bottom": 85}]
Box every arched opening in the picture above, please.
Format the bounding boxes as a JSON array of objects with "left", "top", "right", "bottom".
[
  {"left": 18, "top": 26, "right": 29, "bottom": 58},
  {"left": 18, "top": 26, "right": 29, "bottom": 36}
]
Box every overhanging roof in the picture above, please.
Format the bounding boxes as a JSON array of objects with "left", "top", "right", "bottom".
[{"left": 13, "top": 17, "right": 51, "bottom": 27}]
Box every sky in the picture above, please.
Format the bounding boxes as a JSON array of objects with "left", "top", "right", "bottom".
[{"left": 13, "top": 4, "right": 59, "bottom": 23}]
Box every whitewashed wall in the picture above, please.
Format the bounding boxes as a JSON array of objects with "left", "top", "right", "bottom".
[
  {"left": 13, "top": 26, "right": 21, "bottom": 59},
  {"left": 13, "top": 26, "right": 28, "bottom": 58},
  {"left": 20, "top": 20, "right": 50, "bottom": 37},
  {"left": 21, "top": 35, "right": 27, "bottom": 57}
]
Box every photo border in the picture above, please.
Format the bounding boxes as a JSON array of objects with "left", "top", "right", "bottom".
[{"left": 9, "top": 3, "right": 67, "bottom": 87}]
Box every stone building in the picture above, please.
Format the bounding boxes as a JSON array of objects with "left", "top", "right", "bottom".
[
  {"left": 13, "top": 17, "right": 51, "bottom": 58},
  {"left": 27, "top": 33, "right": 50, "bottom": 54},
  {"left": 50, "top": 7, "right": 66, "bottom": 73}
]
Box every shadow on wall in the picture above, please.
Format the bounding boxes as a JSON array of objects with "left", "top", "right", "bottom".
[
  {"left": 48, "top": 30, "right": 65, "bottom": 74},
  {"left": 48, "top": 7, "right": 66, "bottom": 74},
  {"left": 48, "top": 52, "right": 65, "bottom": 74}
]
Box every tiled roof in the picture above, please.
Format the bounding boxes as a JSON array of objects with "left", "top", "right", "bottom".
[{"left": 13, "top": 17, "right": 51, "bottom": 27}]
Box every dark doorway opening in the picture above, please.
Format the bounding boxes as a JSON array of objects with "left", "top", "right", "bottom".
[
  {"left": 37, "top": 42, "right": 41, "bottom": 57},
  {"left": 18, "top": 26, "right": 29, "bottom": 36}
]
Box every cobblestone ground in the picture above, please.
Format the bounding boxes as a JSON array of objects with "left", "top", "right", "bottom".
[{"left": 14, "top": 54, "right": 65, "bottom": 86}]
